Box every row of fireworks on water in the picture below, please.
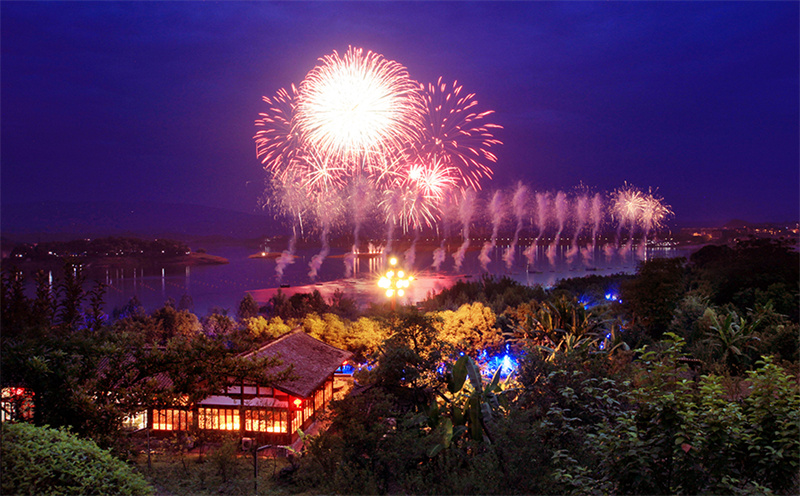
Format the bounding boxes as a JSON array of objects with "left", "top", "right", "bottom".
[
  {"left": 252, "top": 46, "right": 670, "bottom": 280},
  {"left": 266, "top": 181, "right": 672, "bottom": 280}
]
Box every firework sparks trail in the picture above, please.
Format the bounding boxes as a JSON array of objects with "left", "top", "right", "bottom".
[
  {"left": 254, "top": 85, "right": 301, "bottom": 182},
  {"left": 255, "top": 47, "right": 502, "bottom": 268},
  {"left": 253, "top": 49, "right": 679, "bottom": 281},
  {"left": 524, "top": 192, "right": 550, "bottom": 264},
  {"left": 566, "top": 194, "right": 588, "bottom": 265},
  {"left": 452, "top": 191, "right": 476, "bottom": 271},
  {"left": 638, "top": 190, "right": 673, "bottom": 258},
  {"left": 503, "top": 182, "right": 528, "bottom": 269},
  {"left": 413, "top": 77, "right": 502, "bottom": 191},
  {"left": 583, "top": 192, "right": 604, "bottom": 264},
  {"left": 547, "top": 191, "right": 568, "bottom": 266},
  {"left": 611, "top": 183, "right": 648, "bottom": 259},
  {"left": 479, "top": 190, "right": 505, "bottom": 272}
]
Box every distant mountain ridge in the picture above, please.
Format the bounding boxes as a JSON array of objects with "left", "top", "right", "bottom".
[{"left": 1, "top": 201, "right": 285, "bottom": 242}]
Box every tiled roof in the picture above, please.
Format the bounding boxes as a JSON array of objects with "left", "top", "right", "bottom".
[{"left": 242, "top": 330, "right": 352, "bottom": 398}]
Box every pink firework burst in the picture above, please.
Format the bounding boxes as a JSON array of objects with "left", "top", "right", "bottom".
[{"left": 414, "top": 77, "right": 502, "bottom": 191}]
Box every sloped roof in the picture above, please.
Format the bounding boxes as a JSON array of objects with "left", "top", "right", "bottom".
[{"left": 242, "top": 330, "right": 351, "bottom": 399}]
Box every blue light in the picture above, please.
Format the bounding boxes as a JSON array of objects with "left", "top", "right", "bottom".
[{"left": 483, "top": 352, "right": 518, "bottom": 378}]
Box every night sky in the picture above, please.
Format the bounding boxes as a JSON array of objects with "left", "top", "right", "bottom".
[{"left": 2, "top": 1, "right": 798, "bottom": 229}]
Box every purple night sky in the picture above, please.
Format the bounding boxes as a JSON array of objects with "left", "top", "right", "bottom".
[{"left": 2, "top": 1, "right": 798, "bottom": 230}]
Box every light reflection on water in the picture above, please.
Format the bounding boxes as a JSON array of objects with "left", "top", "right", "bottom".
[{"left": 29, "top": 242, "right": 694, "bottom": 317}]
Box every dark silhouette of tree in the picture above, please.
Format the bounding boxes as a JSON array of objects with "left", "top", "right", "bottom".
[
  {"left": 237, "top": 293, "right": 260, "bottom": 320},
  {"left": 620, "top": 257, "right": 687, "bottom": 341}
]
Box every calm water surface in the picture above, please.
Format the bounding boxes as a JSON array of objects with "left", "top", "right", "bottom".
[{"left": 31, "top": 241, "right": 695, "bottom": 317}]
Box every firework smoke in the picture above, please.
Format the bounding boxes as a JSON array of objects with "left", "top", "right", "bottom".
[
  {"left": 588, "top": 192, "right": 604, "bottom": 263},
  {"left": 453, "top": 191, "right": 476, "bottom": 271},
  {"left": 547, "top": 191, "right": 568, "bottom": 266},
  {"left": 566, "top": 194, "right": 588, "bottom": 265},
  {"left": 275, "top": 232, "right": 297, "bottom": 281},
  {"left": 479, "top": 190, "right": 505, "bottom": 271},
  {"left": 503, "top": 182, "right": 528, "bottom": 269},
  {"left": 404, "top": 227, "right": 420, "bottom": 268},
  {"left": 524, "top": 192, "right": 549, "bottom": 264}
]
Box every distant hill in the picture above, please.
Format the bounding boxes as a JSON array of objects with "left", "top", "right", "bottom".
[
  {"left": 723, "top": 219, "right": 753, "bottom": 229},
  {"left": 1, "top": 201, "right": 286, "bottom": 243}
]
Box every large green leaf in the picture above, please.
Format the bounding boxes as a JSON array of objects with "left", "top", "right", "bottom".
[
  {"left": 448, "top": 355, "right": 468, "bottom": 394},
  {"left": 465, "top": 356, "right": 483, "bottom": 395}
]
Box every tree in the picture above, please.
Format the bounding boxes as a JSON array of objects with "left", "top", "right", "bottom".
[
  {"left": 620, "top": 257, "right": 687, "bottom": 341},
  {"left": 237, "top": 293, "right": 260, "bottom": 320},
  {"left": 690, "top": 239, "right": 799, "bottom": 322},
  {"left": 1, "top": 267, "right": 293, "bottom": 454},
  {"left": 243, "top": 315, "right": 292, "bottom": 341},
  {"left": 151, "top": 305, "right": 202, "bottom": 343},
  {"left": 435, "top": 302, "right": 503, "bottom": 357}
]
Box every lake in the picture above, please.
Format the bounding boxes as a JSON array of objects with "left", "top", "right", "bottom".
[{"left": 25, "top": 240, "right": 696, "bottom": 317}]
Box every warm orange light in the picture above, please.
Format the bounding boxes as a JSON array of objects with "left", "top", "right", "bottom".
[{"left": 293, "top": 398, "right": 302, "bottom": 408}]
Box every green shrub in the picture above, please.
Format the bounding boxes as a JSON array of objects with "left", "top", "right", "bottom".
[{"left": 1, "top": 423, "right": 152, "bottom": 495}]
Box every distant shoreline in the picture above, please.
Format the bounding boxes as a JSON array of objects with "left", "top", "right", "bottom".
[{"left": 2, "top": 251, "right": 228, "bottom": 272}]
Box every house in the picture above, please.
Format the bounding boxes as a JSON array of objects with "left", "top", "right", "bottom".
[{"left": 146, "top": 330, "right": 352, "bottom": 446}]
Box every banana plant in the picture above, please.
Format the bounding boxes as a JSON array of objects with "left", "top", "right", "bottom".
[
  {"left": 702, "top": 307, "right": 762, "bottom": 372},
  {"left": 428, "top": 354, "right": 514, "bottom": 457}
]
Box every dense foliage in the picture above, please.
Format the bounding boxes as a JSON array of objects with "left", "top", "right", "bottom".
[
  {"left": 0, "top": 264, "right": 291, "bottom": 456},
  {"left": 1, "top": 238, "right": 797, "bottom": 495},
  {"left": 1, "top": 423, "right": 152, "bottom": 495},
  {"left": 290, "top": 239, "right": 799, "bottom": 494}
]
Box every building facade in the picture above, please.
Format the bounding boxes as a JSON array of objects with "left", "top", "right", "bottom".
[{"left": 145, "top": 330, "right": 351, "bottom": 446}]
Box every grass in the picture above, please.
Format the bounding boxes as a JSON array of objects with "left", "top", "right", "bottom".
[{"left": 134, "top": 450, "right": 301, "bottom": 495}]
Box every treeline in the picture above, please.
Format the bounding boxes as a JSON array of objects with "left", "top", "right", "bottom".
[
  {"left": 7, "top": 236, "right": 191, "bottom": 261},
  {"left": 1, "top": 238, "right": 798, "bottom": 494}
]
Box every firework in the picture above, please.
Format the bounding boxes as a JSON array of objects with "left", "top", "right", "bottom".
[
  {"left": 640, "top": 191, "right": 673, "bottom": 232},
  {"left": 296, "top": 47, "right": 424, "bottom": 175},
  {"left": 253, "top": 47, "right": 505, "bottom": 280},
  {"left": 412, "top": 77, "right": 502, "bottom": 191},
  {"left": 254, "top": 85, "right": 300, "bottom": 181},
  {"left": 611, "top": 184, "right": 648, "bottom": 229}
]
